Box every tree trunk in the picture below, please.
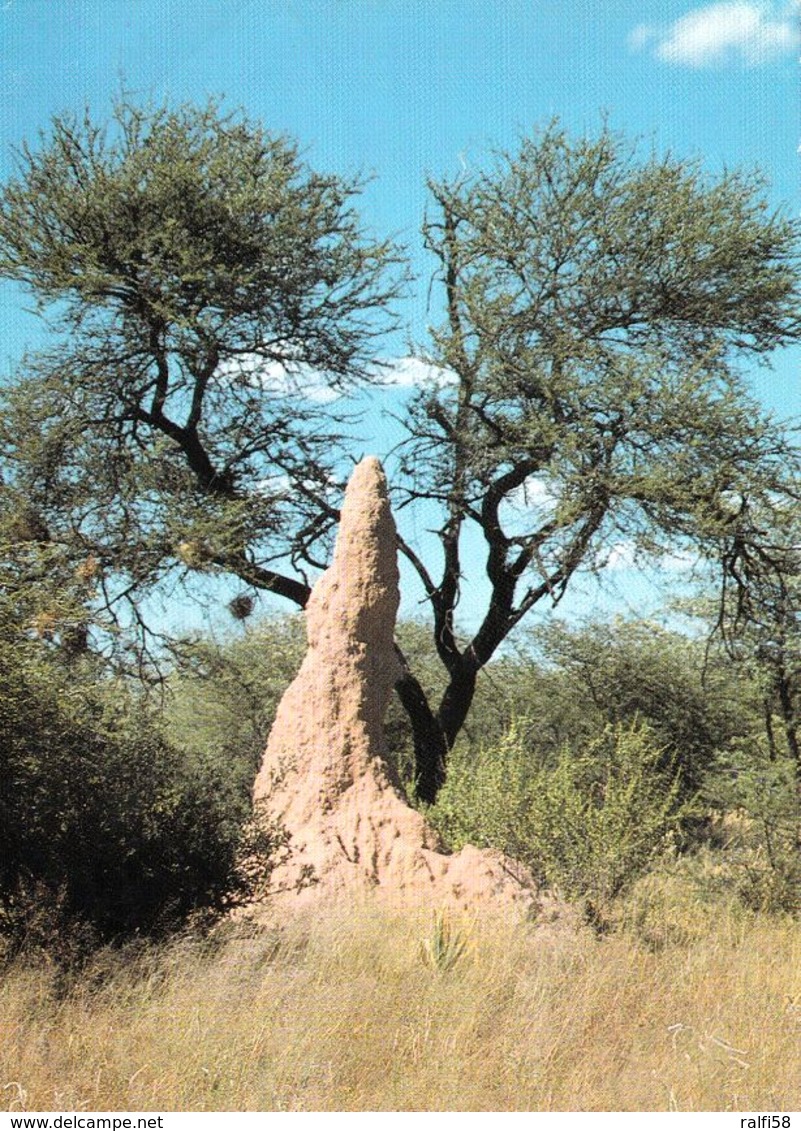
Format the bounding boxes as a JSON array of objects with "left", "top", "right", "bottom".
[
  {"left": 777, "top": 674, "right": 800, "bottom": 770},
  {"left": 393, "top": 649, "right": 448, "bottom": 804},
  {"left": 437, "top": 657, "right": 479, "bottom": 753},
  {"left": 408, "top": 657, "right": 480, "bottom": 805}
]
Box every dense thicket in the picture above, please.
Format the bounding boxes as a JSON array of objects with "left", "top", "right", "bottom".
[{"left": 0, "top": 614, "right": 284, "bottom": 958}]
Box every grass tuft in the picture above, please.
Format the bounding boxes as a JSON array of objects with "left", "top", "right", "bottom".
[{"left": 420, "top": 910, "right": 471, "bottom": 973}]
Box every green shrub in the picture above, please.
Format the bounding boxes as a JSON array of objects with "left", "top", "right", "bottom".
[
  {"left": 703, "top": 743, "right": 801, "bottom": 915},
  {"left": 529, "top": 619, "right": 750, "bottom": 796},
  {"left": 164, "top": 616, "right": 306, "bottom": 784},
  {"left": 0, "top": 640, "right": 281, "bottom": 961},
  {"left": 431, "top": 719, "right": 687, "bottom": 905}
]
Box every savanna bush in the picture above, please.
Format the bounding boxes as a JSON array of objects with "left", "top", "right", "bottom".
[
  {"left": 0, "top": 639, "right": 279, "bottom": 961},
  {"left": 703, "top": 741, "right": 801, "bottom": 915},
  {"left": 431, "top": 719, "right": 687, "bottom": 905},
  {"left": 164, "top": 615, "right": 306, "bottom": 785}
]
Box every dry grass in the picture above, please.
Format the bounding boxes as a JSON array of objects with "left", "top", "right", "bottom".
[{"left": 2, "top": 897, "right": 801, "bottom": 1112}]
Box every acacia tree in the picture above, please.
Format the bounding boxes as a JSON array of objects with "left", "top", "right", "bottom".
[
  {"left": 0, "top": 96, "right": 401, "bottom": 665},
  {"left": 398, "top": 122, "right": 801, "bottom": 801}
]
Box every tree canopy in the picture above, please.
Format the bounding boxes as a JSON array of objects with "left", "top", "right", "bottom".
[
  {"left": 0, "top": 96, "right": 402, "bottom": 661},
  {"left": 397, "top": 122, "right": 801, "bottom": 798}
]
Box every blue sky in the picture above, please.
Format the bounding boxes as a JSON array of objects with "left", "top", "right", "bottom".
[{"left": 0, "top": 0, "right": 799, "bottom": 633}]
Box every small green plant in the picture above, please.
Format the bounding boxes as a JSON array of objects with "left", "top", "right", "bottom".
[{"left": 420, "top": 910, "right": 470, "bottom": 973}]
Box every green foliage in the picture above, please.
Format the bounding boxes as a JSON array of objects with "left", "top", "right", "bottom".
[
  {"left": 164, "top": 614, "right": 447, "bottom": 793},
  {"left": 432, "top": 719, "right": 687, "bottom": 904},
  {"left": 529, "top": 618, "right": 750, "bottom": 794},
  {"left": 704, "top": 742, "right": 801, "bottom": 915},
  {"left": 0, "top": 626, "right": 282, "bottom": 960},
  {"left": 164, "top": 616, "right": 306, "bottom": 786},
  {"left": 2, "top": 103, "right": 799, "bottom": 791},
  {"left": 396, "top": 119, "right": 801, "bottom": 795},
  {"left": 423, "top": 618, "right": 748, "bottom": 811},
  {"left": 716, "top": 504, "right": 801, "bottom": 778}
]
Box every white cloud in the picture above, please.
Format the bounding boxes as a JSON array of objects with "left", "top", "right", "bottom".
[
  {"left": 253, "top": 472, "right": 290, "bottom": 498},
  {"left": 253, "top": 470, "right": 339, "bottom": 500},
  {"left": 628, "top": 23, "right": 659, "bottom": 51},
  {"left": 255, "top": 359, "right": 342, "bottom": 403},
  {"left": 505, "top": 475, "right": 558, "bottom": 513},
  {"left": 216, "top": 352, "right": 342, "bottom": 403},
  {"left": 630, "top": 2, "right": 799, "bottom": 66},
  {"left": 598, "top": 540, "right": 698, "bottom": 572},
  {"left": 381, "top": 356, "right": 456, "bottom": 388},
  {"left": 602, "top": 540, "right": 640, "bottom": 571},
  {"left": 217, "top": 353, "right": 457, "bottom": 399}
]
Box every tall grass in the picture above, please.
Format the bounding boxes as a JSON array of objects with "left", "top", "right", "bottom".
[{"left": 2, "top": 898, "right": 801, "bottom": 1112}]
